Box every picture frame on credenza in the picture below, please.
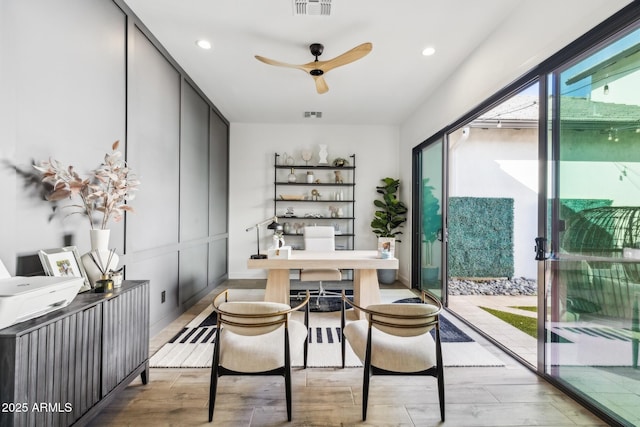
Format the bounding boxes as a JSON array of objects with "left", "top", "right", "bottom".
[{"left": 38, "top": 246, "right": 91, "bottom": 292}]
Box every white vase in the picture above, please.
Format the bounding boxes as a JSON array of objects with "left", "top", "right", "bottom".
[
  {"left": 81, "top": 229, "right": 120, "bottom": 288},
  {"left": 287, "top": 168, "right": 296, "bottom": 182},
  {"left": 318, "top": 144, "right": 328, "bottom": 164}
]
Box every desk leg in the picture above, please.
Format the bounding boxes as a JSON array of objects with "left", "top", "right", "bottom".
[
  {"left": 353, "top": 269, "right": 381, "bottom": 319},
  {"left": 264, "top": 269, "right": 291, "bottom": 304}
]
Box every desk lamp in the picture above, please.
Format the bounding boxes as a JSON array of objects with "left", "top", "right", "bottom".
[{"left": 246, "top": 216, "right": 279, "bottom": 259}]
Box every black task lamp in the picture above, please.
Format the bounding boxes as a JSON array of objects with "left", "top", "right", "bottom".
[{"left": 246, "top": 216, "right": 279, "bottom": 259}]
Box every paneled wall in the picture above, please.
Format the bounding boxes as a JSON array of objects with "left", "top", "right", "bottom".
[{"left": 0, "top": 0, "right": 229, "bottom": 335}]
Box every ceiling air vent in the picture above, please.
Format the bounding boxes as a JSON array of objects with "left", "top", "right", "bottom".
[
  {"left": 304, "top": 111, "right": 323, "bottom": 118},
  {"left": 293, "top": 0, "right": 332, "bottom": 16}
]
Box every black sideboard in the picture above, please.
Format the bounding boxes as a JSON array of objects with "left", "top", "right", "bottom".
[{"left": 0, "top": 280, "right": 150, "bottom": 427}]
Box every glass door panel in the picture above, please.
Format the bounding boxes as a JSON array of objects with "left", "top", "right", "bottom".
[
  {"left": 545, "top": 25, "right": 640, "bottom": 426},
  {"left": 447, "top": 84, "right": 540, "bottom": 366},
  {"left": 418, "top": 139, "right": 444, "bottom": 299}
]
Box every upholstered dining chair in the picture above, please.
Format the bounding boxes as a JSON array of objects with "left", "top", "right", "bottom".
[
  {"left": 208, "top": 290, "right": 310, "bottom": 422},
  {"left": 340, "top": 290, "right": 444, "bottom": 422},
  {"left": 300, "top": 226, "right": 342, "bottom": 306}
]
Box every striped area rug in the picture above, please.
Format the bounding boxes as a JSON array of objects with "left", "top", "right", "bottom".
[
  {"left": 150, "top": 289, "right": 505, "bottom": 368},
  {"left": 149, "top": 307, "right": 361, "bottom": 368}
]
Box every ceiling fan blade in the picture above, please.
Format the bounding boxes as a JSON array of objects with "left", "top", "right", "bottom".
[
  {"left": 254, "top": 55, "right": 305, "bottom": 71},
  {"left": 256, "top": 43, "right": 371, "bottom": 94},
  {"left": 316, "top": 42, "right": 372, "bottom": 73},
  {"left": 313, "top": 75, "right": 329, "bottom": 94}
]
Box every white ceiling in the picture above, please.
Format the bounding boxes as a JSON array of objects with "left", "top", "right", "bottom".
[{"left": 121, "top": 0, "right": 629, "bottom": 126}]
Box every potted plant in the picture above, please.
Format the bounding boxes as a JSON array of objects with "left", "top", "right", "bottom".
[
  {"left": 422, "top": 178, "right": 442, "bottom": 287},
  {"left": 371, "top": 177, "right": 408, "bottom": 284}
]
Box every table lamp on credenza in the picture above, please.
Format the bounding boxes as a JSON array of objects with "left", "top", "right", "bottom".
[{"left": 246, "top": 216, "right": 279, "bottom": 259}]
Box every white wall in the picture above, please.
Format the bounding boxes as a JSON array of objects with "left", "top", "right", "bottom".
[
  {"left": 450, "top": 127, "right": 538, "bottom": 278},
  {"left": 228, "top": 123, "right": 405, "bottom": 280}
]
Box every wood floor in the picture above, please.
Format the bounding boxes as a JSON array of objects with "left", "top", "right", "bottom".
[{"left": 89, "top": 281, "right": 608, "bottom": 427}]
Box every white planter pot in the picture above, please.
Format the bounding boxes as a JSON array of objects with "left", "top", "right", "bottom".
[{"left": 377, "top": 268, "right": 397, "bottom": 285}]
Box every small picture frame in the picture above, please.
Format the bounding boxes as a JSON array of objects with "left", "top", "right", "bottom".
[
  {"left": 377, "top": 237, "right": 395, "bottom": 259},
  {"left": 38, "top": 246, "right": 91, "bottom": 292}
]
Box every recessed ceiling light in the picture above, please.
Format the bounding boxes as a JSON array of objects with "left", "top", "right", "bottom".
[
  {"left": 196, "top": 39, "right": 212, "bottom": 50},
  {"left": 422, "top": 46, "right": 436, "bottom": 56}
]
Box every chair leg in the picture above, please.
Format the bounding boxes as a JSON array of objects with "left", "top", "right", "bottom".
[
  {"left": 304, "top": 303, "right": 309, "bottom": 369},
  {"left": 284, "top": 328, "right": 293, "bottom": 421},
  {"left": 435, "top": 323, "right": 445, "bottom": 421},
  {"left": 362, "top": 328, "right": 373, "bottom": 421},
  {"left": 437, "top": 364, "right": 445, "bottom": 422},
  {"left": 208, "top": 331, "right": 221, "bottom": 422},
  {"left": 341, "top": 302, "right": 346, "bottom": 369},
  {"left": 315, "top": 281, "right": 325, "bottom": 306},
  {"left": 208, "top": 366, "right": 218, "bottom": 422},
  {"left": 362, "top": 358, "right": 372, "bottom": 421},
  {"left": 285, "top": 365, "right": 292, "bottom": 421}
]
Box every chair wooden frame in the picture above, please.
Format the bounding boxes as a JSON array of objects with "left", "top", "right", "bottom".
[
  {"left": 208, "top": 290, "right": 310, "bottom": 422},
  {"left": 340, "top": 290, "right": 444, "bottom": 421}
]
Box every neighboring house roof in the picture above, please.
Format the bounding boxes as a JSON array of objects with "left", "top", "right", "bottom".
[
  {"left": 560, "top": 96, "right": 640, "bottom": 124},
  {"left": 472, "top": 95, "right": 538, "bottom": 128},
  {"left": 479, "top": 95, "right": 539, "bottom": 121},
  {"left": 472, "top": 95, "right": 640, "bottom": 129}
]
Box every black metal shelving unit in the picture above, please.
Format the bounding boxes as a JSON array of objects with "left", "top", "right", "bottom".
[{"left": 273, "top": 152, "right": 356, "bottom": 250}]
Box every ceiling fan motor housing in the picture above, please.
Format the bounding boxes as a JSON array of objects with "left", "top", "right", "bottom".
[
  {"left": 310, "top": 43, "right": 324, "bottom": 57},
  {"left": 309, "top": 43, "right": 324, "bottom": 75}
]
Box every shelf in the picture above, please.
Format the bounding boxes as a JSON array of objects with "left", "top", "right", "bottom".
[
  {"left": 275, "top": 164, "right": 355, "bottom": 170},
  {"left": 283, "top": 233, "right": 354, "bottom": 237},
  {"left": 275, "top": 199, "right": 354, "bottom": 203},
  {"left": 275, "top": 181, "right": 355, "bottom": 186},
  {"left": 278, "top": 216, "right": 354, "bottom": 220},
  {"left": 274, "top": 152, "right": 356, "bottom": 251}
]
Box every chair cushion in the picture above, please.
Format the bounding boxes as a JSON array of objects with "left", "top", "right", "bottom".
[
  {"left": 219, "top": 319, "right": 307, "bottom": 372},
  {"left": 365, "top": 303, "right": 439, "bottom": 337},
  {"left": 344, "top": 319, "right": 437, "bottom": 372},
  {"left": 218, "top": 301, "right": 292, "bottom": 335},
  {"left": 300, "top": 268, "right": 342, "bottom": 281}
]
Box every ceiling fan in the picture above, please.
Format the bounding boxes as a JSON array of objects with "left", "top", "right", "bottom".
[{"left": 255, "top": 42, "right": 372, "bottom": 94}]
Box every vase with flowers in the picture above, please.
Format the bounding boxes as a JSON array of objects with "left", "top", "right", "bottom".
[{"left": 34, "top": 140, "right": 139, "bottom": 288}]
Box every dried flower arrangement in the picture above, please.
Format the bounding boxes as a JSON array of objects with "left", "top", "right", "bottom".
[{"left": 33, "top": 140, "right": 140, "bottom": 229}]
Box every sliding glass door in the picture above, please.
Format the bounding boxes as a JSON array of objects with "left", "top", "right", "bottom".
[
  {"left": 413, "top": 137, "right": 445, "bottom": 300},
  {"left": 545, "top": 24, "right": 640, "bottom": 426}
]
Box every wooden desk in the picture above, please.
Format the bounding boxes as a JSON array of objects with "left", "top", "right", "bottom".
[{"left": 247, "top": 250, "right": 398, "bottom": 314}]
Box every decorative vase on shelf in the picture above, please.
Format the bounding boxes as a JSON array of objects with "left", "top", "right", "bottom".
[
  {"left": 81, "top": 229, "right": 119, "bottom": 288},
  {"left": 318, "top": 144, "right": 328, "bottom": 164},
  {"left": 288, "top": 168, "right": 297, "bottom": 182}
]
